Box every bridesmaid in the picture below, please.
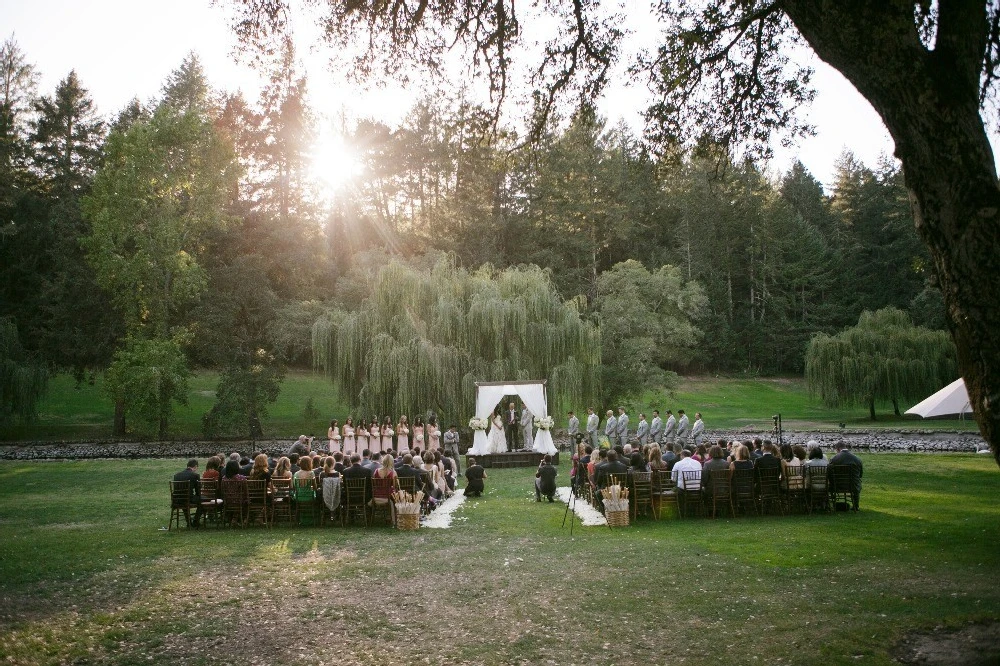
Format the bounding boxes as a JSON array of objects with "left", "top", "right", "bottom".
[
  {"left": 397, "top": 415, "right": 410, "bottom": 453},
  {"left": 356, "top": 417, "right": 369, "bottom": 453},
  {"left": 427, "top": 416, "right": 441, "bottom": 451},
  {"left": 369, "top": 419, "right": 381, "bottom": 453},
  {"left": 412, "top": 415, "right": 425, "bottom": 452},
  {"left": 327, "top": 419, "right": 341, "bottom": 453},
  {"left": 342, "top": 417, "right": 356, "bottom": 456},
  {"left": 381, "top": 416, "right": 394, "bottom": 453}
]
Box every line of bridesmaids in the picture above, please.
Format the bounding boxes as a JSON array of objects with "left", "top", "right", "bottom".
[{"left": 326, "top": 415, "right": 442, "bottom": 456}]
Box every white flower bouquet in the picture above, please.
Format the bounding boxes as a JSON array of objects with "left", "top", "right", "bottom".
[
  {"left": 468, "top": 417, "right": 489, "bottom": 431},
  {"left": 534, "top": 415, "right": 555, "bottom": 431}
]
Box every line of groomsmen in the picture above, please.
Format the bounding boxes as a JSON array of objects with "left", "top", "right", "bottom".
[{"left": 566, "top": 407, "right": 705, "bottom": 449}]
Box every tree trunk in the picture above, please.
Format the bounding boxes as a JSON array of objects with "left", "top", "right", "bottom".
[
  {"left": 785, "top": 0, "right": 1000, "bottom": 467},
  {"left": 113, "top": 398, "right": 126, "bottom": 437},
  {"left": 869, "top": 397, "right": 876, "bottom": 421},
  {"left": 892, "top": 398, "right": 901, "bottom": 417}
]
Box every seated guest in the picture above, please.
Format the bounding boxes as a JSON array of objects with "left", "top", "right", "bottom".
[
  {"left": 648, "top": 446, "right": 667, "bottom": 472},
  {"left": 202, "top": 456, "right": 221, "bottom": 483},
  {"left": 465, "top": 457, "right": 487, "bottom": 498},
  {"left": 805, "top": 442, "right": 828, "bottom": 469},
  {"left": 289, "top": 453, "right": 300, "bottom": 474},
  {"left": 595, "top": 450, "right": 629, "bottom": 490},
  {"left": 319, "top": 456, "right": 340, "bottom": 481},
  {"left": 729, "top": 444, "right": 754, "bottom": 472},
  {"left": 272, "top": 457, "right": 292, "bottom": 481},
  {"left": 396, "top": 454, "right": 423, "bottom": 489},
  {"left": 248, "top": 454, "right": 272, "bottom": 486},
  {"left": 781, "top": 445, "right": 807, "bottom": 490},
  {"left": 223, "top": 459, "right": 246, "bottom": 480},
  {"left": 589, "top": 448, "right": 607, "bottom": 486},
  {"left": 692, "top": 443, "right": 708, "bottom": 465},
  {"left": 662, "top": 443, "right": 679, "bottom": 468},
  {"left": 239, "top": 456, "right": 253, "bottom": 476},
  {"left": 629, "top": 451, "right": 648, "bottom": 473},
  {"left": 172, "top": 459, "right": 204, "bottom": 527},
  {"left": 360, "top": 449, "right": 378, "bottom": 471},
  {"left": 751, "top": 438, "right": 764, "bottom": 460},
  {"left": 332, "top": 451, "right": 346, "bottom": 473},
  {"left": 440, "top": 450, "right": 458, "bottom": 491},
  {"left": 294, "top": 455, "right": 315, "bottom": 484},
  {"left": 754, "top": 441, "right": 782, "bottom": 489},
  {"left": 804, "top": 442, "right": 828, "bottom": 497},
  {"left": 702, "top": 444, "right": 730, "bottom": 486},
  {"left": 372, "top": 454, "right": 397, "bottom": 511},
  {"left": 779, "top": 442, "right": 794, "bottom": 463},
  {"left": 670, "top": 449, "right": 702, "bottom": 490},
  {"left": 830, "top": 442, "right": 864, "bottom": 510},
  {"left": 342, "top": 453, "right": 374, "bottom": 503},
  {"left": 535, "top": 454, "right": 558, "bottom": 502}
]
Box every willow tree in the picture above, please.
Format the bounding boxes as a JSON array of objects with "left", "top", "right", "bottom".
[
  {"left": 313, "top": 258, "right": 599, "bottom": 421},
  {"left": 0, "top": 318, "right": 47, "bottom": 427},
  {"left": 806, "top": 307, "right": 957, "bottom": 420}
]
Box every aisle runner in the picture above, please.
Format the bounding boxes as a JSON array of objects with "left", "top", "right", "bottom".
[
  {"left": 422, "top": 488, "right": 467, "bottom": 529},
  {"left": 555, "top": 486, "right": 607, "bottom": 526}
]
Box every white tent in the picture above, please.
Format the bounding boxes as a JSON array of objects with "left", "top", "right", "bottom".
[
  {"left": 468, "top": 380, "right": 557, "bottom": 455},
  {"left": 905, "top": 378, "right": 973, "bottom": 418}
]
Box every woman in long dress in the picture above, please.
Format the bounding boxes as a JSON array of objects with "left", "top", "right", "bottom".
[
  {"left": 397, "top": 415, "right": 410, "bottom": 453},
  {"left": 487, "top": 408, "right": 507, "bottom": 453},
  {"left": 369, "top": 420, "right": 381, "bottom": 453},
  {"left": 381, "top": 416, "right": 394, "bottom": 453},
  {"left": 412, "top": 415, "right": 425, "bottom": 451},
  {"left": 342, "top": 417, "right": 357, "bottom": 456},
  {"left": 328, "top": 419, "right": 341, "bottom": 453},
  {"left": 356, "top": 417, "right": 369, "bottom": 453},
  {"left": 426, "top": 416, "right": 441, "bottom": 451}
]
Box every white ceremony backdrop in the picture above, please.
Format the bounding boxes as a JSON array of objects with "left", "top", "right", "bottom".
[{"left": 469, "top": 380, "right": 557, "bottom": 455}]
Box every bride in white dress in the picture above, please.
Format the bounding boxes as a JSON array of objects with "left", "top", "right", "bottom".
[{"left": 487, "top": 409, "right": 507, "bottom": 453}]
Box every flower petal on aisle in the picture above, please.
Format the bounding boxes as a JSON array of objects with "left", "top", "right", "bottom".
[
  {"left": 556, "top": 487, "right": 607, "bottom": 527},
  {"left": 422, "top": 489, "right": 467, "bottom": 529}
]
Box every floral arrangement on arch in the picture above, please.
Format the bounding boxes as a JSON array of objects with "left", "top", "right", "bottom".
[
  {"left": 534, "top": 415, "right": 555, "bottom": 431},
  {"left": 468, "top": 417, "right": 489, "bottom": 431}
]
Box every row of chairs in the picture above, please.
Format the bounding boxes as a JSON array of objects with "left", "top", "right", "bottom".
[
  {"left": 574, "top": 464, "right": 859, "bottom": 521},
  {"left": 169, "top": 475, "right": 421, "bottom": 530}
]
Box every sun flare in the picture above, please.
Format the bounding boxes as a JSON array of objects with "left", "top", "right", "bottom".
[{"left": 309, "top": 131, "right": 362, "bottom": 194}]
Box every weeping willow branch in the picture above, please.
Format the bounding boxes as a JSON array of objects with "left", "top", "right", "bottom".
[{"left": 313, "top": 257, "right": 599, "bottom": 421}]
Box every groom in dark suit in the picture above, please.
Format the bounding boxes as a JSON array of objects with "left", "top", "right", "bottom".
[{"left": 504, "top": 401, "right": 519, "bottom": 452}]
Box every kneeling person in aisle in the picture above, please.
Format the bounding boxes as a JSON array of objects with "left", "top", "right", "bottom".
[{"left": 535, "top": 454, "right": 558, "bottom": 502}]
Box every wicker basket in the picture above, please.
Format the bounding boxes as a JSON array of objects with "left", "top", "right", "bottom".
[
  {"left": 396, "top": 512, "right": 420, "bottom": 531},
  {"left": 606, "top": 509, "right": 630, "bottom": 527}
]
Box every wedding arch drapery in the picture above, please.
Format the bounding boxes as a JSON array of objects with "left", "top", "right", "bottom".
[{"left": 469, "top": 380, "right": 557, "bottom": 455}]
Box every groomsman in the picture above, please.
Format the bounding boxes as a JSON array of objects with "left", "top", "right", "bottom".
[
  {"left": 616, "top": 407, "right": 629, "bottom": 448},
  {"left": 635, "top": 413, "right": 649, "bottom": 446},
  {"left": 604, "top": 410, "right": 617, "bottom": 445},
  {"left": 650, "top": 410, "right": 663, "bottom": 445},
  {"left": 663, "top": 410, "right": 677, "bottom": 445},
  {"left": 520, "top": 404, "right": 534, "bottom": 451},
  {"left": 586, "top": 407, "right": 599, "bottom": 448},
  {"left": 676, "top": 409, "right": 690, "bottom": 443},
  {"left": 567, "top": 411, "right": 580, "bottom": 443},
  {"left": 691, "top": 412, "right": 705, "bottom": 446}
]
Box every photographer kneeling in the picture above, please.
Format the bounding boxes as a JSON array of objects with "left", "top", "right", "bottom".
[{"left": 535, "top": 454, "right": 558, "bottom": 502}]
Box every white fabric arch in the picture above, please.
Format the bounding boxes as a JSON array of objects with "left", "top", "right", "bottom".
[{"left": 469, "top": 381, "right": 557, "bottom": 455}]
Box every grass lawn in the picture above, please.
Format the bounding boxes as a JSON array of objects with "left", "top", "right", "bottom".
[
  {"left": 0, "top": 454, "right": 997, "bottom": 665},
  {"left": 0, "top": 370, "right": 350, "bottom": 442}
]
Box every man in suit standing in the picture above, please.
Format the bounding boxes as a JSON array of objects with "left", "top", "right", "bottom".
[
  {"left": 650, "top": 410, "right": 663, "bottom": 445},
  {"left": 604, "top": 410, "right": 617, "bottom": 446},
  {"left": 663, "top": 410, "right": 677, "bottom": 446},
  {"left": 691, "top": 412, "right": 705, "bottom": 446},
  {"left": 567, "top": 411, "right": 580, "bottom": 445},
  {"left": 586, "top": 407, "right": 599, "bottom": 449},
  {"left": 676, "top": 410, "right": 690, "bottom": 444},
  {"left": 616, "top": 407, "right": 629, "bottom": 448},
  {"left": 520, "top": 403, "right": 534, "bottom": 451},
  {"left": 443, "top": 425, "right": 461, "bottom": 473},
  {"left": 635, "top": 413, "right": 649, "bottom": 446},
  {"left": 505, "top": 401, "right": 519, "bottom": 452}
]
